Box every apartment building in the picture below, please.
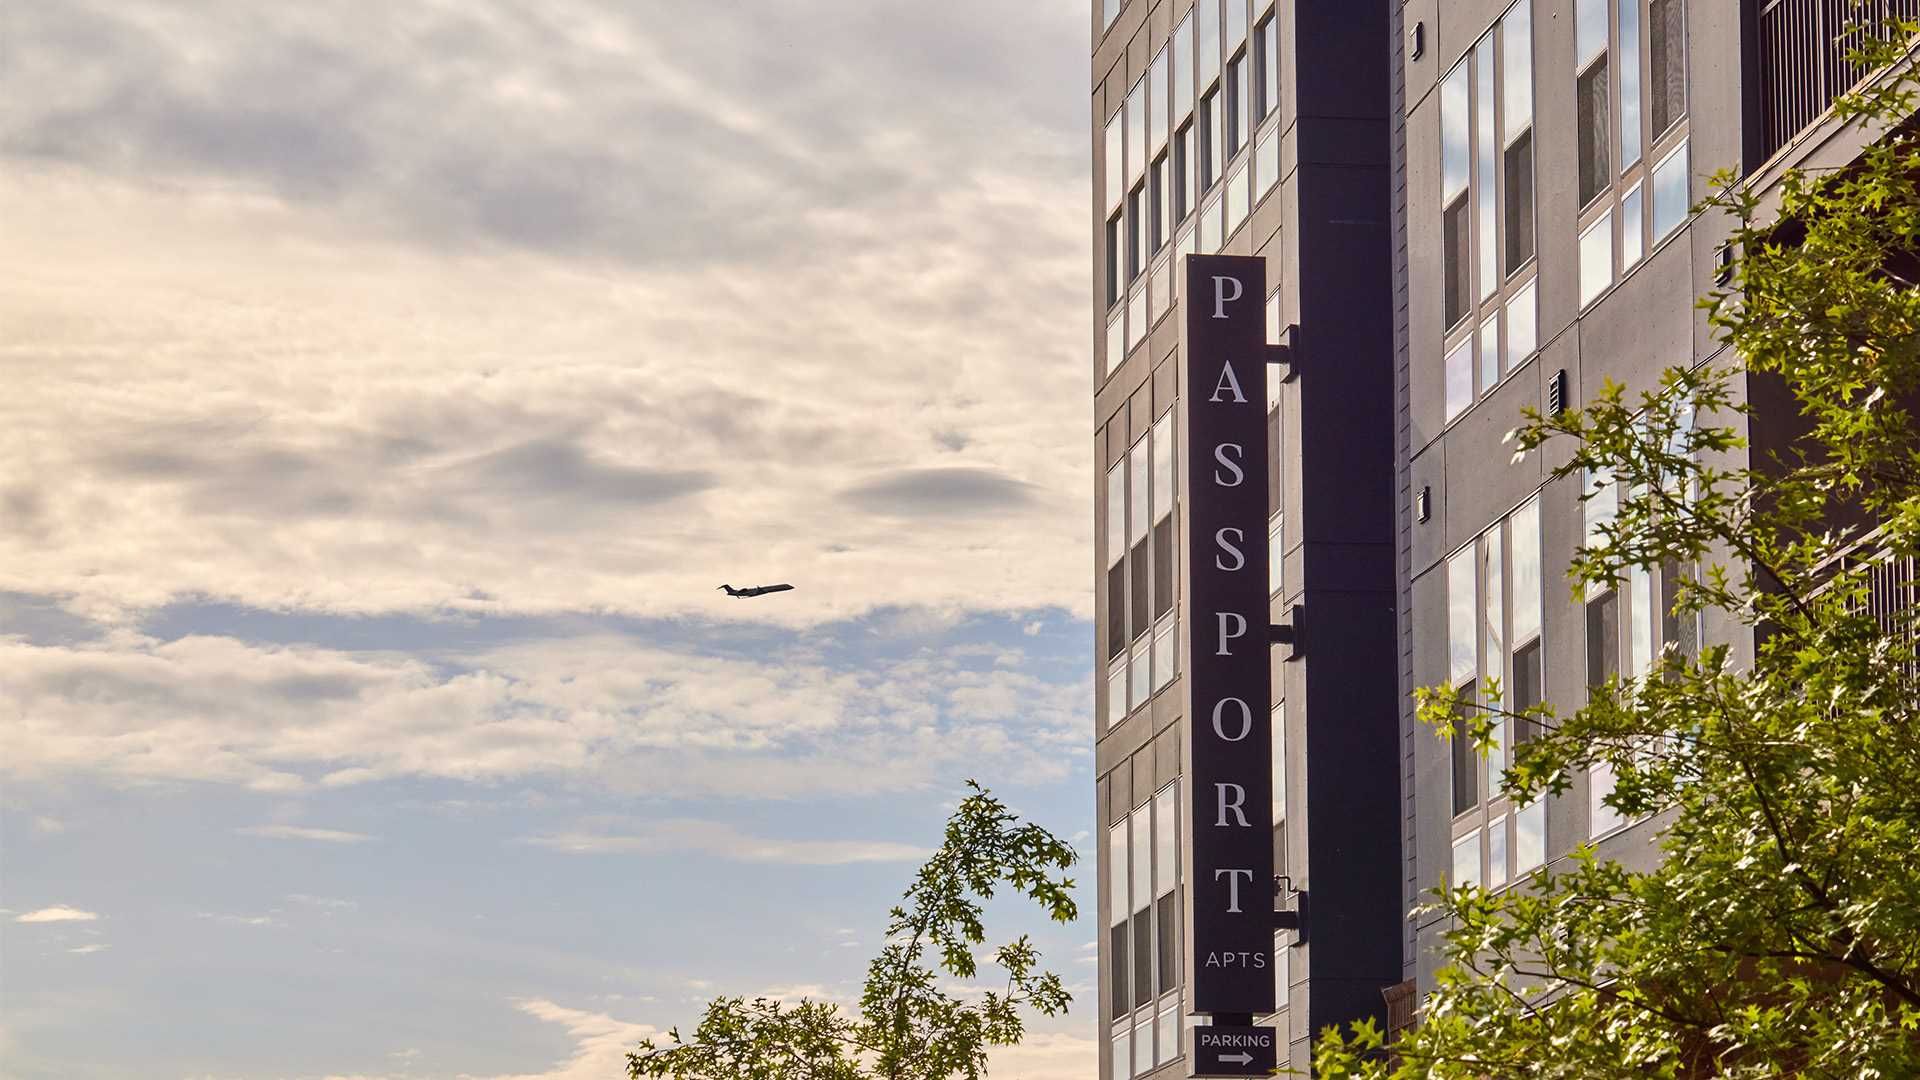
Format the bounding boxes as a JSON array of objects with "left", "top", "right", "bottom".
[{"left": 1094, "top": 0, "right": 1910, "bottom": 1075}]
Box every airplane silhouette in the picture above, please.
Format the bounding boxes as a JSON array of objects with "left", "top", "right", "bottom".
[{"left": 717, "top": 583, "right": 795, "bottom": 598}]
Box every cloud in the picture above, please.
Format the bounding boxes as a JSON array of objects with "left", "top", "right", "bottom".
[
  {"left": 0, "top": 628, "right": 1089, "bottom": 797},
  {"left": 524, "top": 819, "right": 926, "bottom": 865},
  {"left": 15, "top": 907, "right": 100, "bottom": 923},
  {"left": 986, "top": 1030, "right": 1101, "bottom": 1080},
  {"left": 199, "top": 912, "right": 278, "bottom": 927},
  {"left": 67, "top": 943, "right": 110, "bottom": 955},
  {"left": 234, "top": 825, "right": 374, "bottom": 844},
  {"left": 475, "top": 999, "right": 658, "bottom": 1080},
  {"left": 840, "top": 467, "right": 1037, "bottom": 517},
  {"left": 0, "top": 0, "right": 1093, "bottom": 631}
]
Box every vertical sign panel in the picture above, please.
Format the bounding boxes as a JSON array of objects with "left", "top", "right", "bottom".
[{"left": 1181, "top": 253, "right": 1274, "bottom": 1015}]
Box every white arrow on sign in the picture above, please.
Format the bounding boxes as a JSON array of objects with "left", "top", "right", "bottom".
[{"left": 1221, "top": 1052, "right": 1253, "bottom": 1066}]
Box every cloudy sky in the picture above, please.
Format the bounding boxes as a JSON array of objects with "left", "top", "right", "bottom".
[{"left": 0, "top": 3, "right": 1095, "bottom": 1077}]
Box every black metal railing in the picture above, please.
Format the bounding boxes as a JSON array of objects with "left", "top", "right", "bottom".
[{"left": 1755, "top": 0, "right": 1920, "bottom": 164}]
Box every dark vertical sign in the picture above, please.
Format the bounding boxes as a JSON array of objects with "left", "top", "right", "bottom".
[{"left": 1181, "top": 253, "right": 1275, "bottom": 1016}]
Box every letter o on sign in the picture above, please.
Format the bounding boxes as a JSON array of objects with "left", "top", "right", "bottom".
[{"left": 1211, "top": 697, "right": 1253, "bottom": 741}]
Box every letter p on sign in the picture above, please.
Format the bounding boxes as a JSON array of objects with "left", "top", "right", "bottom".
[{"left": 1211, "top": 275, "right": 1244, "bottom": 319}]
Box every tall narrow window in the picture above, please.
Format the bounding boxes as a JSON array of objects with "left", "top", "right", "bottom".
[
  {"left": 1196, "top": 0, "right": 1220, "bottom": 91},
  {"left": 1130, "top": 803, "right": 1152, "bottom": 1008},
  {"left": 1200, "top": 90, "right": 1222, "bottom": 189},
  {"left": 1152, "top": 412, "right": 1175, "bottom": 618},
  {"left": 1503, "top": 1, "right": 1535, "bottom": 275},
  {"left": 1256, "top": 17, "right": 1278, "bottom": 120},
  {"left": 1224, "top": 54, "right": 1244, "bottom": 160},
  {"left": 1441, "top": 63, "right": 1471, "bottom": 327},
  {"left": 1649, "top": 0, "right": 1686, "bottom": 137},
  {"left": 1129, "top": 438, "right": 1150, "bottom": 637},
  {"left": 1474, "top": 39, "right": 1497, "bottom": 302},
  {"left": 1511, "top": 498, "right": 1543, "bottom": 742},
  {"left": 1109, "top": 819, "right": 1130, "bottom": 1016},
  {"left": 1151, "top": 46, "right": 1170, "bottom": 158},
  {"left": 1576, "top": 0, "right": 1610, "bottom": 207},
  {"left": 1223, "top": 0, "right": 1247, "bottom": 54},
  {"left": 1271, "top": 702, "right": 1286, "bottom": 822},
  {"left": 1579, "top": 210, "right": 1612, "bottom": 307},
  {"left": 1482, "top": 527, "right": 1506, "bottom": 787},
  {"left": 1153, "top": 783, "right": 1178, "bottom": 997},
  {"left": 1619, "top": 0, "right": 1642, "bottom": 168},
  {"left": 1444, "top": 337, "right": 1473, "bottom": 422},
  {"left": 1174, "top": 13, "right": 1195, "bottom": 121},
  {"left": 1449, "top": 547, "right": 1479, "bottom": 815},
  {"left": 1107, "top": 460, "right": 1126, "bottom": 658},
  {"left": 1652, "top": 141, "right": 1689, "bottom": 240},
  {"left": 1267, "top": 514, "right": 1283, "bottom": 595},
  {"left": 1174, "top": 124, "right": 1194, "bottom": 221}
]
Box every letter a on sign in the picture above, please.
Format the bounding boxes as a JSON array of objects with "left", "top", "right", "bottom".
[{"left": 1180, "top": 253, "right": 1275, "bottom": 1016}]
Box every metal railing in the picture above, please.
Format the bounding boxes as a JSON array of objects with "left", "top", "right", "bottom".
[{"left": 1754, "top": 0, "right": 1920, "bottom": 164}]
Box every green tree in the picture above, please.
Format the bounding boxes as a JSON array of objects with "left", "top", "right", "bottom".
[
  {"left": 1317, "top": 22, "right": 1920, "bottom": 1080},
  {"left": 629, "top": 782, "right": 1077, "bottom": 1080}
]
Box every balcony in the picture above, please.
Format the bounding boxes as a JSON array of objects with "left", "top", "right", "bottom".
[{"left": 1754, "top": 0, "right": 1920, "bottom": 165}]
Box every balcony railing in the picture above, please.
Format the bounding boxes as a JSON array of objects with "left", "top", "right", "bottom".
[{"left": 1755, "top": 0, "right": 1920, "bottom": 164}]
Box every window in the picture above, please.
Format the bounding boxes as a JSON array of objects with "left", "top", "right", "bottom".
[
  {"left": 1174, "top": 13, "right": 1195, "bottom": 118},
  {"left": 1572, "top": 0, "right": 1689, "bottom": 301},
  {"left": 1152, "top": 420, "right": 1175, "bottom": 618},
  {"left": 1134, "top": 1015, "right": 1153, "bottom": 1074},
  {"left": 1256, "top": 126, "right": 1279, "bottom": 198},
  {"left": 1228, "top": 52, "right": 1250, "bottom": 157},
  {"left": 1223, "top": 0, "right": 1246, "bottom": 53},
  {"left": 1652, "top": 141, "right": 1689, "bottom": 240},
  {"left": 1153, "top": 620, "right": 1177, "bottom": 693},
  {"left": 1441, "top": 2, "right": 1537, "bottom": 416},
  {"left": 1196, "top": 0, "right": 1220, "bottom": 91},
  {"left": 1440, "top": 63, "right": 1470, "bottom": 328},
  {"left": 1109, "top": 819, "right": 1130, "bottom": 1016},
  {"left": 1478, "top": 318, "right": 1500, "bottom": 394},
  {"left": 1444, "top": 338, "right": 1473, "bottom": 423},
  {"left": 1271, "top": 702, "right": 1286, "bottom": 822},
  {"left": 1112, "top": 1026, "right": 1130, "bottom": 1080},
  {"left": 1200, "top": 90, "right": 1222, "bottom": 189},
  {"left": 1482, "top": 527, "right": 1506, "bottom": 788},
  {"left": 1576, "top": 51, "right": 1611, "bottom": 206},
  {"left": 1487, "top": 813, "right": 1510, "bottom": 888},
  {"left": 1451, "top": 829, "right": 1482, "bottom": 886},
  {"left": 1103, "top": 0, "right": 1121, "bottom": 30},
  {"left": 1156, "top": 1006, "right": 1179, "bottom": 1066},
  {"left": 1475, "top": 39, "right": 1497, "bottom": 302},
  {"left": 1106, "top": 109, "right": 1124, "bottom": 220},
  {"left": 1129, "top": 437, "right": 1150, "bottom": 636},
  {"left": 1620, "top": 182, "right": 1644, "bottom": 269},
  {"left": 1619, "top": 0, "right": 1641, "bottom": 168},
  {"left": 1515, "top": 797, "right": 1546, "bottom": 873},
  {"left": 1649, "top": 0, "right": 1685, "bottom": 137},
  {"left": 1106, "top": 461, "right": 1125, "bottom": 658},
  {"left": 1506, "top": 280, "right": 1537, "bottom": 370},
  {"left": 1268, "top": 514, "right": 1284, "bottom": 595},
  {"left": 1448, "top": 546, "right": 1478, "bottom": 815},
  {"left": 1580, "top": 210, "right": 1612, "bottom": 307},
  {"left": 1255, "top": 16, "right": 1278, "bottom": 120},
  {"left": 1503, "top": 0, "right": 1535, "bottom": 275},
  {"left": 1153, "top": 783, "right": 1179, "bottom": 996},
  {"left": 1585, "top": 588, "right": 1622, "bottom": 836}
]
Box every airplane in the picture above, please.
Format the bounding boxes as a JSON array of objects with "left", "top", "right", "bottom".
[{"left": 717, "top": 583, "right": 795, "bottom": 598}]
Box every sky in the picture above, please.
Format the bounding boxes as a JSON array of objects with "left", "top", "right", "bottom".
[{"left": 0, "top": 3, "right": 1097, "bottom": 1078}]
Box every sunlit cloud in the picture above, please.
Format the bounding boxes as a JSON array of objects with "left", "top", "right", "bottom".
[
  {"left": 15, "top": 907, "right": 101, "bottom": 924},
  {"left": 235, "top": 825, "right": 375, "bottom": 844},
  {"left": 523, "top": 819, "right": 927, "bottom": 865}
]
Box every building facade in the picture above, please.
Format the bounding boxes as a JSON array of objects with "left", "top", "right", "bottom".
[{"left": 1095, "top": 0, "right": 1910, "bottom": 1075}]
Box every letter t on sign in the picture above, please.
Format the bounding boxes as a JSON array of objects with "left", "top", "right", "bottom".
[{"left": 1181, "top": 253, "right": 1275, "bottom": 1017}]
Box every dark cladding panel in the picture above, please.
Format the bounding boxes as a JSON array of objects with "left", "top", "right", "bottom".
[{"left": 1180, "top": 253, "right": 1276, "bottom": 1016}]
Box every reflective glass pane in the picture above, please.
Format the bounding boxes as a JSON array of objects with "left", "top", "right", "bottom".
[
  {"left": 1479, "top": 317, "right": 1500, "bottom": 394},
  {"left": 1154, "top": 783, "right": 1178, "bottom": 896},
  {"left": 1476, "top": 39, "right": 1496, "bottom": 300},
  {"left": 1107, "top": 463, "right": 1126, "bottom": 568},
  {"left": 1620, "top": 0, "right": 1642, "bottom": 167},
  {"left": 1515, "top": 797, "right": 1546, "bottom": 873},
  {"left": 1128, "top": 78, "right": 1147, "bottom": 185},
  {"left": 1153, "top": 620, "right": 1176, "bottom": 692},
  {"left": 1488, "top": 815, "right": 1510, "bottom": 888},
  {"left": 1152, "top": 412, "right": 1174, "bottom": 521},
  {"left": 1511, "top": 497, "right": 1542, "bottom": 644},
  {"left": 1174, "top": 14, "right": 1195, "bottom": 120},
  {"left": 1107, "top": 310, "right": 1126, "bottom": 375},
  {"left": 1448, "top": 546, "right": 1477, "bottom": 686},
  {"left": 1224, "top": 0, "right": 1247, "bottom": 53},
  {"left": 1576, "top": 0, "right": 1606, "bottom": 64},
  {"left": 1579, "top": 210, "right": 1612, "bottom": 307},
  {"left": 1151, "top": 47, "right": 1170, "bottom": 153},
  {"left": 1652, "top": 140, "right": 1689, "bottom": 239},
  {"left": 1131, "top": 804, "right": 1152, "bottom": 912},
  {"left": 1483, "top": 528, "right": 1505, "bottom": 785},
  {"left": 1109, "top": 821, "right": 1129, "bottom": 924},
  {"left": 1441, "top": 63, "right": 1469, "bottom": 200},
  {"left": 1445, "top": 337, "right": 1473, "bottom": 421},
  {"left": 1135, "top": 1017, "right": 1154, "bottom": 1074},
  {"left": 1629, "top": 564, "right": 1653, "bottom": 677},
  {"left": 1225, "top": 162, "right": 1248, "bottom": 238},
  {"left": 1271, "top": 702, "right": 1286, "bottom": 820},
  {"left": 1112, "top": 1028, "right": 1130, "bottom": 1080},
  {"left": 1108, "top": 665, "right": 1127, "bottom": 728},
  {"left": 1502, "top": 0, "right": 1533, "bottom": 140},
  {"left": 1157, "top": 1007, "right": 1179, "bottom": 1065},
  {"left": 1257, "top": 125, "right": 1279, "bottom": 198},
  {"left": 1506, "top": 279, "right": 1537, "bottom": 370},
  {"left": 1197, "top": 0, "right": 1220, "bottom": 88},
  {"left": 1268, "top": 515, "right": 1284, "bottom": 595},
  {"left": 1106, "top": 113, "right": 1124, "bottom": 214},
  {"left": 1129, "top": 439, "right": 1150, "bottom": 543},
  {"left": 1621, "top": 182, "right": 1644, "bottom": 269},
  {"left": 1131, "top": 638, "right": 1151, "bottom": 710},
  {"left": 1451, "top": 830, "right": 1482, "bottom": 887},
  {"left": 1592, "top": 761, "right": 1624, "bottom": 836}
]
